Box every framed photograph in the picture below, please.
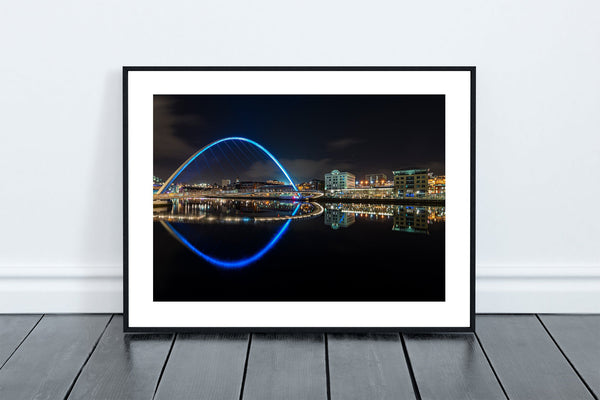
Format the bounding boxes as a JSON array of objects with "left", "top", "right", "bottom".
[{"left": 124, "top": 67, "right": 475, "bottom": 332}]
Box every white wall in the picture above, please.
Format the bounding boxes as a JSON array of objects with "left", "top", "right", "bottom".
[{"left": 1, "top": 0, "right": 598, "bottom": 313}]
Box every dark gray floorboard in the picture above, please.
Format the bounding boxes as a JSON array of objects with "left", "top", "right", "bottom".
[
  {"left": 328, "top": 333, "right": 416, "bottom": 400},
  {"left": 154, "top": 333, "right": 249, "bottom": 400},
  {"left": 0, "top": 314, "right": 41, "bottom": 368},
  {"left": 404, "top": 333, "right": 506, "bottom": 400},
  {"left": 66, "top": 315, "right": 173, "bottom": 400},
  {"left": 538, "top": 314, "right": 600, "bottom": 398},
  {"left": 476, "top": 315, "right": 594, "bottom": 400},
  {"left": 242, "top": 333, "right": 328, "bottom": 400},
  {"left": 0, "top": 314, "right": 111, "bottom": 400}
]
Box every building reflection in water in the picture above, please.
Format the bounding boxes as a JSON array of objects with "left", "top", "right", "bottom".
[
  {"left": 155, "top": 198, "right": 302, "bottom": 222},
  {"left": 323, "top": 203, "right": 445, "bottom": 234},
  {"left": 157, "top": 199, "right": 445, "bottom": 235},
  {"left": 323, "top": 206, "right": 356, "bottom": 229},
  {"left": 392, "top": 206, "right": 429, "bottom": 234}
]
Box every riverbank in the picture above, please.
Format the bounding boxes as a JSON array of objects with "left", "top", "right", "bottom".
[
  {"left": 153, "top": 195, "right": 445, "bottom": 206},
  {"left": 315, "top": 197, "right": 445, "bottom": 206}
]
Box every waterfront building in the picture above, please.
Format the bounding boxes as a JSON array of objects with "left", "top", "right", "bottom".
[
  {"left": 234, "top": 181, "right": 265, "bottom": 191},
  {"left": 393, "top": 168, "right": 429, "bottom": 198},
  {"left": 256, "top": 184, "right": 295, "bottom": 193},
  {"left": 327, "top": 187, "right": 394, "bottom": 199},
  {"left": 428, "top": 175, "right": 446, "bottom": 195},
  {"left": 221, "top": 179, "right": 231, "bottom": 187},
  {"left": 266, "top": 179, "right": 285, "bottom": 185},
  {"left": 364, "top": 173, "right": 388, "bottom": 187},
  {"left": 325, "top": 170, "right": 356, "bottom": 190},
  {"left": 298, "top": 179, "right": 325, "bottom": 191},
  {"left": 180, "top": 183, "right": 212, "bottom": 192},
  {"left": 153, "top": 176, "right": 164, "bottom": 193}
]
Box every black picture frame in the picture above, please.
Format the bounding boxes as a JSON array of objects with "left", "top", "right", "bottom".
[{"left": 123, "top": 66, "right": 476, "bottom": 333}]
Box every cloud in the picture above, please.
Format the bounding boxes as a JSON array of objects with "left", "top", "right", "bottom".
[
  {"left": 246, "top": 158, "right": 353, "bottom": 182},
  {"left": 153, "top": 97, "right": 204, "bottom": 162},
  {"left": 328, "top": 138, "right": 365, "bottom": 149}
]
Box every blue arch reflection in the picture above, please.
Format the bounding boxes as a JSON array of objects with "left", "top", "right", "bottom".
[{"left": 162, "top": 204, "right": 300, "bottom": 269}]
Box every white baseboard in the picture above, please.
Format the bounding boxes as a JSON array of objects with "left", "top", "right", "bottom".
[
  {"left": 0, "top": 267, "right": 123, "bottom": 313},
  {"left": 1, "top": 266, "right": 598, "bottom": 314},
  {"left": 476, "top": 266, "right": 600, "bottom": 313}
]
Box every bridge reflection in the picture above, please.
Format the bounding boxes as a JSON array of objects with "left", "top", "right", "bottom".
[
  {"left": 154, "top": 199, "right": 323, "bottom": 224},
  {"left": 156, "top": 199, "right": 445, "bottom": 269},
  {"left": 160, "top": 203, "right": 301, "bottom": 269}
]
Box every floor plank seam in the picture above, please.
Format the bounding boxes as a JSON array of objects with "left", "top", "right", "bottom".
[
  {"left": 473, "top": 331, "right": 510, "bottom": 400},
  {"left": 63, "top": 314, "right": 114, "bottom": 400},
  {"left": 238, "top": 333, "right": 253, "bottom": 400},
  {"left": 152, "top": 332, "right": 177, "bottom": 400},
  {"left": 535, "top": 314, "right": 598, "bottom": 400},
  {"left": 324, "top": 334, "right": 331, "bottom": 400},
  {"left": 0, "top": 314, "right": 44, "bottom": 371},
  {"left": 399, "top": 333, "right": 422, "bottom": 400}
]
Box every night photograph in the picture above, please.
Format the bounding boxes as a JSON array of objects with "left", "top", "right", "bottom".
[{"left": 152, "top": 95, "right": 446, "bottom": 301}]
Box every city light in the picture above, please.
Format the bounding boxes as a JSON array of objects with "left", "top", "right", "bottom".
[{"left": 162, "top": 204, "right": 301, "bottom": 269}]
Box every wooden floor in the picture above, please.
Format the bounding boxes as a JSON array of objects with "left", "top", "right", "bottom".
[{"left": 0, "top": 315, "right": 597, "bottom": 400}]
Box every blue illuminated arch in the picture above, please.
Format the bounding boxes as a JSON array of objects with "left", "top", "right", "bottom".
[
  {"left": 157, "top": 137, "right": 299, "bottom": 194},
  {"left": 161, "top": 204, "right": 301, "bottom": 268}
]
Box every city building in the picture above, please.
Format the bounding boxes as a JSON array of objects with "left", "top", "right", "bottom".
[
  {"left": 266, "top": 179, "right": 285, "bottom": 185},
  {"left": 325, "top": 170, "right": 355, "bottom": 190},
  {"left": 297, "top": 179, "right": 325, "bottom": 191},
  {"left": 153, "top": 176, "right": 164, "bottom": 193},
  {"left": 364, "top": 173, "right": 387, "bottom": 187},
  {"left": 326, "top": 187, "right": 394, "bottom": 199},
  {"left": 221, "top": 179, "right": 231, "bottom": 187},
  {"left": 393, "top": 168, "right": 429, "bottom": 198},
  {"left": 182, "top": 183, "right": 211, "bottom": 190},
  {"left": 428, "top": 175, "right": 446, "bottom": 195},
  {"left": 234, "top": 181, "right": 264, "bottom": 191},
  {"left": 256, "top": 184, "right": 295, "bottom": 193}
]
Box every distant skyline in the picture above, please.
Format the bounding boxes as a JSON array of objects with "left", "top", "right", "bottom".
[{"left": 153, "top": 95, "right": 445, "bottom": 184}]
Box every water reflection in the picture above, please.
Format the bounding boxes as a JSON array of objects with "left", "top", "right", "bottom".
[
  {"left": 154, "top": 198, "right": 446, "bottom": 301},
  {"left": 154, "top": 198, "right": 320, "bottom": 223},
  {"left": 154, "top": 199, "right": 445, "bottom": 268},
  {"left": 323, "top": 203, "right": 445, "bottom": 235},
  {"left": 323, "top": 206, "right": 355, "bottom": 229},
  {"left": 392, "top": 206, "right": 429, "bottom": 234},
  {"left": 160, "top": 203, "right": 300, "bottom": 269}
]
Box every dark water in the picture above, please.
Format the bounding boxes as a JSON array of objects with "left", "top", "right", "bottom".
[{"left": 154, "top": 199, "right": 445, "bottom": 301}]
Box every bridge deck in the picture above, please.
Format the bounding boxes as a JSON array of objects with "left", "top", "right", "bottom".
[{"left": 0, "top": 314, "right": 597, "bottom": 399}]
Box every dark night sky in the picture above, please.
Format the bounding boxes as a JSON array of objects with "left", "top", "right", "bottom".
[{"left": 153, "top": 95, "right": 445, "bottom": 184}]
